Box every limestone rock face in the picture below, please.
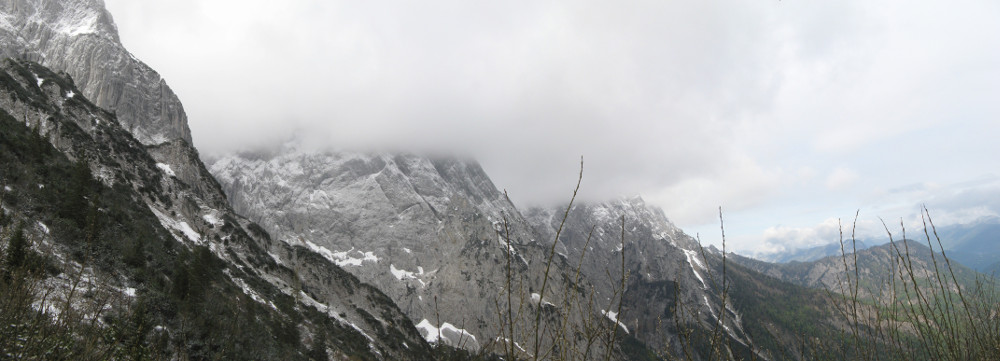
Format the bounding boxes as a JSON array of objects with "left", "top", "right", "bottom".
[
  {"left": 526, "top": 198, "right": 755, "bottom": 353},
  {"left": 0, "top": 0, "right": 191, "bottom": 145},
  {"left": 210, "top": 148, "right": 616, "bottom": 356},
  {"left": 0, "top": 0, "right": 224, "bottom": 231}
]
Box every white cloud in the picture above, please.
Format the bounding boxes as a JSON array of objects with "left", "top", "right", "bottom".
[
  {"left": 760, "top": 217, "right": 844, "bottom": 252},
  {"left": 648, "top": 154, "right": 787, "bottom": 227},
  {"left": 825, "top": 167, "right": 859, "bottom": 190}
]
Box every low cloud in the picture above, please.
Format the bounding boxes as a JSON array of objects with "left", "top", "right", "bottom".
[{"left": 104, "top": 0, "right": 1000, "bottom": 255}]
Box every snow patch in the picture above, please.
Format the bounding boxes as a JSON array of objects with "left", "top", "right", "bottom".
[
  {"left": 333, "top": 249, "right": 378, "bottom": 267},
  {"left": 149, "top": 207, "right": 203, "bottom": 245},
  {"left": 177, "top": 222, "right": 201, "bottom": 243},
  {"left": 390, "top": 264, "right": 426, "bottom": 287},
  {"left": 156, "top": 163, "right": 176, "bottom": 177},
  {"left": 601, "top": 310, "right": 629, "bottom": 334},
  {"left": 66, "top": 90, "right": 75, "bottom": 98},
  {"left": 530, "top": 293, "right": 555, "bottom": 307},
  {"left": 202, "top": 213, "right": 221, "bottom": 226},
  {"left": 416, "top": 319, "right": 479, "bottom": 349},
  {"left": 36, "top": 221, "right": 49, "bottom": 234},
  {"left": 297, "top": 241, "right": 378, "bottom": 267},
  {"left": 683, "top": 249, "right": 708, "bottom": 289},
  {"left": 3, "top": 186, "right": 10, "bottom": 192}
]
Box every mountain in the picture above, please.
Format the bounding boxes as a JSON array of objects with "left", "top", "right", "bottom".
[
  {"left": 0, "top": 0, "right": 441, "bottom": 357},
  {"left": 753, "top": 216, "right": 1000, "bottom": 272},
  {"left": 208, "top": 142, "right": 854, "bottom": 359},
  {"left": 526, "top": 198, "right": 855, "bottom": 359},
  {"left": 0, "top": 57, "right": 433, "bottom": 360},
  {"left": 525, "top": 198, "right": 744, "bottom": 351},
  {"left": 730, "top": 241, "right": 984, "bottom": 303},
  {"left": 933, "top": 217, "right": 1000, "bottom": 273},
  {"left": 0, "top": 0, "right": 189, "bottom": 145},
  {"left": 208, "top": 147, "right": 635, "bottom": 358},
  {"left": 0, "top": 0, "right": 241, "bottom": 218}
]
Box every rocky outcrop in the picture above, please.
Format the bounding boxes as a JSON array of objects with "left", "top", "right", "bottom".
[{"left": 0, "top": 0, "right": 191, "bottom": 145}]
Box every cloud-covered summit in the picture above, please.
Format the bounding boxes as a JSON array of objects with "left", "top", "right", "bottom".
[{"left": 104, "top": 0, "right": 1000, "bottom": 253}]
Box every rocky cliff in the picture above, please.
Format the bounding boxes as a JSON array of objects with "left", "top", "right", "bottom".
[
  {"left": 526, "top": 198, "right": 757, "bottom": 356},
  {"left": 209, "top": 147, "right": 631, "bottom": 358},
  {"left": 0, "top": 0, "right": 190, "bottom": 145}
]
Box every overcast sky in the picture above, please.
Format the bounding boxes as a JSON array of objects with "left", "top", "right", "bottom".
[{"left": 103, "top": 0, "right": 1000, "bottom": 255}]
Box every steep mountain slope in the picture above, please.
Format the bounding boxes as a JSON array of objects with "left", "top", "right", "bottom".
[
  {"left": 0, "top": 0, "right": 233, "bottom": 215},
  {"left": 526, "top": 198, "right": 853, "bottom": 359},
  {"left": 210, "top": 148, "right": 636, "bottom": 358},
  {"left": 0, "top": 55, "right": 430, "bottom": 360},
  {"left": 527, "top": 199, "right": 747, "bottom": 353}
]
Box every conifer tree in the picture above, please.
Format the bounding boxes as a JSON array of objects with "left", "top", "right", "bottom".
[{"left": 3, "top": 222, "right": 26, "bottom": 280}]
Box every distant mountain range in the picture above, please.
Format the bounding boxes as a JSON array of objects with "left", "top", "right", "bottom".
[
  {"left": 934, "top": 217, "right": 1000, "bottom": 273},
  {"left": 753, "top": 216, "right": 1000, "bottom": 274},
  {"left": 731, "top": 241, "right": 984, "bottom": 303}
]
